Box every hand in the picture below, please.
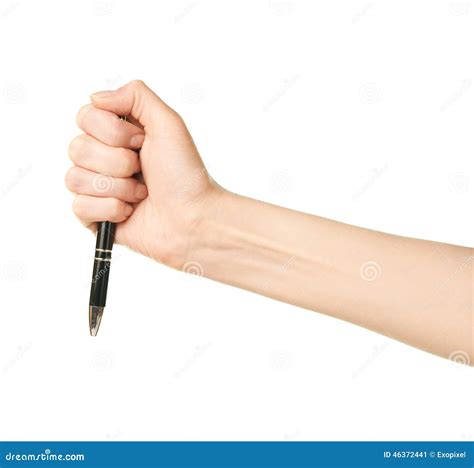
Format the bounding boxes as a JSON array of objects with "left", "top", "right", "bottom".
[{"left": 66, "top": 80, "right": 222, "bottom": 268}]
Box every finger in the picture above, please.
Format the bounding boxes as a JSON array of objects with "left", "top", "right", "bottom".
[
  {"left": 69, "top": 134, "right": 140, "bottom": 178},
  {"left": 76, "top": 104, "right": 145, "bottom": 149},
  {"left": 90, "top": 80, "right": 174, "bottom": 133},
  {"left": 65, "top": 166, "right": 148, "bottom": 203},
  {"left": 72, "top": 194, "right": 133, "bottom": 223}
]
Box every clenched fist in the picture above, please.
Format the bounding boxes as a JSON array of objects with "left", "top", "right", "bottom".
[{"left": 66, "top": 80, "right": 222, "bottom": 268}]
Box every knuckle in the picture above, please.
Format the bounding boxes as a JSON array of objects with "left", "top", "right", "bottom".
[
  {"left": 72, "top": 196, "right": 87, "bottom": 218},
  {"left": 76, "top": 104, "right": 92, "bottom": 128},
  {"left": 110, "top": 199, "right": 125, "bottom": 219},
  {"left": 65, "top": 167, "right": 81, "bottom": 192},
  {"left": 68, "top": 135, "right": 85, "bottom": 161},
  {"left": 130, "top": 79, "right": 146, "bottom": 91},
  {"left": 118, "top": 150, "right": 136, "bottom": 176}
]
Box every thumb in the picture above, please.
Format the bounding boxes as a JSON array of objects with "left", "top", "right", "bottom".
[{"left": 90, "top": 80, "right": 171, "bottom": 132}]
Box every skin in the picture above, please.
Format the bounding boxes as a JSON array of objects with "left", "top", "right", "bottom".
[{"left": 66, "top": 80, "right": 473, "bottom": 364}]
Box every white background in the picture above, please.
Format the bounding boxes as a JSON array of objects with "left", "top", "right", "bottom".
[{"left": 0, "top": 0, "right": 472, "bottom": 441}]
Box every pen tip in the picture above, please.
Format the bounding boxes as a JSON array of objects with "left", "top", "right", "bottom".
[{"left": 89, "top": 306, "right": 104, "bottom": 337}]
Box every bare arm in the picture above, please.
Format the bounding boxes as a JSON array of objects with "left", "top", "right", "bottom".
[
  {"left": 191, "top": 190, "right": 473, "bottom": 362},
  {"left": 66, "top": 80, "right": 473, "bottom": 363}
]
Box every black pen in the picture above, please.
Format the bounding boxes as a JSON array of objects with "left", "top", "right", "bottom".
[{"left": 89, "top": 221, "right": 115, "bottom": 336}]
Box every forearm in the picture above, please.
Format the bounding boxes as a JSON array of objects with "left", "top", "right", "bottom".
[{"left": 189, "top": 190, "right": 473, "bottom": 362}]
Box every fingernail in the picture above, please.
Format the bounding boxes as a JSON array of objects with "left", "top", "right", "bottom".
[
  {"left": 130, "top": 134, "right": 144, "bottom": 148},
  {"left": 90, "top": 90, "right": 116, "bottom": 98},
  {"left": 135, "top": 184, "right": 148, "bottom": 199},
  {"left": 124, "top": 204, "right": 133, "bottom": 216}
]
